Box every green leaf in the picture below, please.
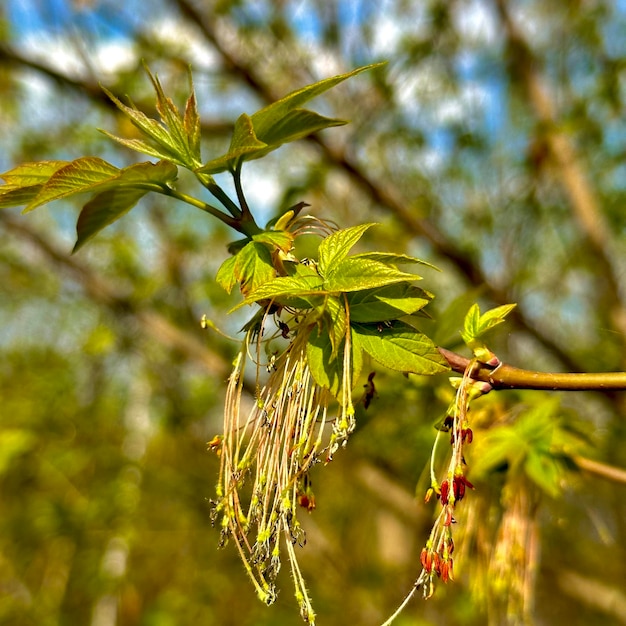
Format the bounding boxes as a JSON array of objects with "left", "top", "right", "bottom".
[
  {"left": 73, "top": 187, "right": 148, "bottom": 252},
  {"left": 324, "top": 257, "right": 422, "bottom": 293},
  {"left": 236, "top": 274, "right": 324, "bottom": 309},
  {"left": 233, "top": 241, "right": 277, "bottom": 296},
  {"left": 350, "top": 251, "right": 440, "bottom": 271},
  {"left": 250, "top": 63, "right": 383, "bottom": 140},
  {"left": 198, "top": 113, "right": 268, "bottom": 174},
  {"left": 252, "top": 229, "right": 294, "bottom": 253},
  {"left": 0, "top": 161, "right": 69, "bottom": 209},
  {"left": 461, "top": 303, "right": 517, "bottom": 345},
  {"left": 99, "top": 133, "right": 180, "bottom": 164},
  {"left": 1, "top": 160, "right": 69, "bottom": 187},
  {"left": 307, "top": 326, "right": 340, "bottom": 394},
  {"left": 258, "top": 108, "right": 346, "bottom": 149},
  {"left": 216, "top": 255, "right": 238, "bottom": 294},
  {"left": 0, "top": 185, "right": 46, "bottom": 209},
  {"left": 347, "top": 283, "right": 432, "bottom": 323},
  {"left": 318, "top": 223, "right": 376, "bottom": 277},
  {"left": 183, "top": 81, "right": 202, "bottom": 160},
  {"left": 101, "top": 67, "right": 202, "bottom": 169},
  {"left": 198, "top": 63, "right": 383, "bottom": 172},
  {"left": 114, "top": 159, "right": 178, "bottom": 186},
  {"left": 24, "top": 157, "right": 120, "bottom": 212},
  {"left": 353, "top": 321, "right": 449, "bottom": 375},
  {"left": 306, "top": 326, "right": 362, "bottom": 397},
  {"left": 322, "top": 295, "right": 347, "bottom": 357}
]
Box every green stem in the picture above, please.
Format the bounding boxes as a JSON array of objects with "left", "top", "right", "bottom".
[
  {"left": 232, "top": 162, "right": 251, "bottom": 218},
  {"left": 161, "top": 186, "right": 240, "bottom": 231},
  {"left": 438, "top": 347, "right": 626, "bottom": 391},
  {"left": 206, "top": 181, "right": 244, "bottom": 219}
]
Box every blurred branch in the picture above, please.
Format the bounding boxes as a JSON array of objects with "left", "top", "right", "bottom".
[
  {"left": 556, "top": 569, "right": 626, "bottom": 625},
  {"left": 0, "top": 214, "right": 229, "bottom": 376},
  {"left": 0, "top": 42, "right": 233, "bottom": 136},
  {"left": 573, "top": 455, "right": 626, "bottom": 486},
  {"left": 493, "top": 0, "right": 626, "bottom": 342}
]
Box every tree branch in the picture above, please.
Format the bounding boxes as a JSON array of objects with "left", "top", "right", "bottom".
[{"left": 438, "top": 347, "right": 626, "bottom": 392}]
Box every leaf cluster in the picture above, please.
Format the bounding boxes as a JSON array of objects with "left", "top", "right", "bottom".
[
  {"left": 461, "top": 303, "right": 516, "bottom": 363},
  {"left": 224, "top": 223, "right": 449, "bottom": 397},
  {"left": 1, "top": 63, "right": 383, "bottom": 248}
]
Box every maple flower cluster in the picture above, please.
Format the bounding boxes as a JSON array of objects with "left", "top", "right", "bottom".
[{"left": 417, "top": 365, "right": 487, "bottom": 597}]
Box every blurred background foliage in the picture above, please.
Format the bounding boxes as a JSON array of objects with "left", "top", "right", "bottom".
[{"left": 1, "top": 1, "right": 626, "bottom": 625}]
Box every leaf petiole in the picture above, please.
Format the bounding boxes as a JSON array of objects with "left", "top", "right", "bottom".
[{"left": 161, "top": 186, "right": 240, "bottom": 230}]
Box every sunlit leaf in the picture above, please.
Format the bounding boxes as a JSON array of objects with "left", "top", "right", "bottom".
[
  {"left": 353, "top": 321, "right": 449, "bottom": 375},
  {"left": 318, "top": 223, "right": 376, "bottom": 277},
  {"left": 347, "top": 283, "right": 432, "bottom": 323},
  {"left": 236, "top": 274, "right": 324, "bottom": 309},
  {"left": 351, "top": 251, "right": 440, "bottom": 271},
  {"left": 73, "top": 187, "right": 147, "bottom": 252},
  {"left": 252, "top": 229, "right": 294, "bottom": 253},
  {"left": 102, "top": 67, "right": 202, "bottom": 169},
  {"left": 324, "top": 257, "right": 421, "bottom": 293},
  {"left": 198, "top": 114, "right": 268, "bottom": 174},
  {"left": 250, "top": 63, "right": 383, "bottom": 139},
  {"left": 234, "top": 241, "right": 276, "bottom": 296},
  {"left": 24, "top": 157, "right": 120, "bottom": 212},
  {"left": 199, "top": 63, "right": 383, "bottom": 172},
  {"left": 184, "top": 84, "right": 202, "bottom": 160},
  {"left": 461, "top": 303, "right": 517, "bottom": 345},
  {"left": 1, "top": 160, "right": 69, "bottom": 187},
  {"left": 68, "top": 161, "right": 176, "bottom": 251},
  {"left": 307, "top": 326, "right": 362, "bottom": 397},
  {"left": 258, "top": 108, "right": 346, "bottom": 149},
  {"left": 99, "top": 133, "right": 180, "bottom": 164},
  {"left": 216, "top": 255, "right": 238, "bottom": 294}
]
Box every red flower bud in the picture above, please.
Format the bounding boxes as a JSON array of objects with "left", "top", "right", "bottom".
[{"left": 440, "top": 480, "right": 450, "bottom": 505}]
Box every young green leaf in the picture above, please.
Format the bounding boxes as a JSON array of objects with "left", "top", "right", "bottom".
[
  {"left": 318, "top": 223, "right": 376, "bottom": 277},
  {"left": 234, "top": 241, "right": 277, "bottom": 296},
  {"left": 461, "top": 303, "right": 517, "bottom": 345},
  {"left": 216, "top": 255, "right": 239, "bottom": 294},
  {"left": 1, "top": 160, "right": 69, "bottom": 188},
  {"left": 250, "top": 63, "right": 384, "bottom": 139},
  {"left": 257, "top": 108, "right": 346, "bottom": 150},
  {"left": 350, "top": 251, "right": 440, "bottom": 271},
  {"left": 321, "top": 295, "right": 347, "bottom": 357},
  {"left": 23, "top": 157, "right": 120, "bottom": 212},
  {"left": 101, "top": 67, "right": 202, "bottom": 170},
  {"left": 235, "top": 274, "right": 324, "bottom": 309},
  {"left": 347, "top": 283, "right": 432, "bottom": 323},
  {"left": 199, "top": 113, "right": 268, "bottom": 175},
  {"left": 307, "top": 326, "right": 340, "bottom": 395},
  {"left": 184, "top": 81, "right": 202, "bottom": 161},
  {"left": 323, "top": 257, "right": 422, "bottom": 293},
  {"left": 306, "top": 325, "right": 362, "bottom": 397},
  {"left": 0, "top": 185, "right": 48, "bottom": 209},
  {"left": 73, "top": 187, "right": 147, "bottom": 252},
  {"left": 353, "top": 321, "right": 449, "bottom": 375},
  {"left": 198, "top": 63, "right": 383, "bottom": 173},
  {"left": 252, "top": 229, "right": 294, "bottom": 254}
]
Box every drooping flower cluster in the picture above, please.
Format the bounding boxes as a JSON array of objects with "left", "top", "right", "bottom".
[
  {"left": 416, "top": 363, "right": 489, "bottom": 598},
  {"left": 210, "top": 308, "right": 355, "bottom": 624}
]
